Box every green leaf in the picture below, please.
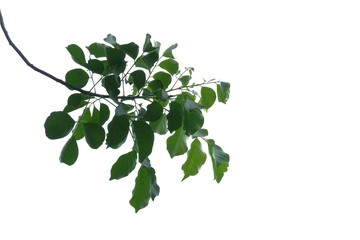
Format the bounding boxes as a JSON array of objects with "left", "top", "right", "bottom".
[
  {"left": 66, "top": 44, "right": 86, "bottom": 66},
  {"left": 60, "top": 136, "right": 79, "bottom": 166},
  {"left": 110, "top": 151, "right": 137, "bottom": 180},
  {"left": 150, "top": 115, "right": 168, "bottom": 135},
  {"left": 148, "top": 79, "right": 163, "bottom": 92},
  {"left": 99, "top": 103, "right": 110, "bottom": 125},
  {"left": 179, "top": 75, "right": 191, "bottom": 86},
  {"left": 44, "top": 111, "right": 75, "bottom": 140},
  {"left": 105, "top": 47, "right": 126, "bottom": 66},
  {"left": 83, "top": 123, "right": 105, "bottom": 149},
  {"left": 153, "top": 71, "right": 172, "bottom": 89},
  {"left": 143, "top": 101, "right": 163, "bottom": 122},
  {"left": 135, "top": 51, "right": 159, "bottom": 70},
  {"left": 133, "top": 121, "right": 154, "bottom": 162},
  {"left": 200, "top": 87, "right": 216, "bottom": 110},
  {"left": 63, "top": 93, "right": 88, "bottom": 113},
  {"left": 143, "top": 33, "right": 155, "bottom": 52},
  {"left": 65, "top": 69, "right": 89, "bottom": 89},
  {"left": 87, "top": 59, "right": 104, "bottom": 74},
  {"left": 166, "top": 128, "right": 188, "bottom": 158},
  {"left": 106, "top": 115, "right": 129, "bottom": 149},
  {"left": 217, "top": 81, "right": 231, "bottom": 104},
  {"left": 159, "top": 59, "right": 179, "bottom": 75},
  {"left": 184, "top": 108, "right": 204, "bottom": 136},
  {"left": 184, "top": 99, "right": 203, "bottom": 111},
  {"left": 182, "top": 138, "right": 207, "bottom": 180},
  {"left": 102, "top": 75, "right": 120, "bottom": 97},
  {"left": 115, "top": 102, "right": 133, "bottom": 116},
  {"left": 91, "top": 106, "right": 100, "bottom": 125},
  {"left": 104, "top": 34, "right": 117, "bottom": 46},
  {"left": 72, "top": 108, "right": 91, "bottom": 140},
  {"left": 128, "top": 70, "right": 146, "bottom": 91},
  {"left": 87, "top": 43, "right": 107, "bottom": 58},
  {"left": 129, "top": 165, "right": 151, "bottom": 213},
  {"left": 207, "top": 139, "right": 230, "bottom": 183},
  {"left": 120, "top": 42, "right": 139, "bottom": 59},
  {"left": 166, "top": 101, "right": 183, "bottom": 132},
  {"left": 191, "top": 128, "right": 208, "bottom": 138},
  {"left": 145, "top": 159, "right": 160, "bottom": 201},
  {"left": 163, "top": 43, "right": 177, "bottom": 58}
]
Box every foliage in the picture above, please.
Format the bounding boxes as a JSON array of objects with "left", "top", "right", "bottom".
[{"left": 44, "top": 34, "right": 231, "bottom": 212}]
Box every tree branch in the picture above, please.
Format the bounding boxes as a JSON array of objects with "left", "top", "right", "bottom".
[{"left": 0, "top": 9, "right": 128, "bottom": 100}]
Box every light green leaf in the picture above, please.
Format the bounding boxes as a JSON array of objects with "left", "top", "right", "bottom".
[
  {"left": 163, "top": 43, "right": 177, "bottom": 58},
  {"left": 166, "top": 128, "right": 188, "bottom": 158},
  {"left": 133, "top": 121, "right": 154, "bottom": 162},
  {"left": 207, "top": 139, "right": 230, "bottom": 183},
  {"left": 150, "top": 115, "right": 168, "bottom": 135},
  {"left": 217, "top": 81, "right": 231, "bottom": 104},
  {"left": 59, "top": 136, "right": 79, "bottom": 166},
  {"left": 66, "top": 44, "right": 86, "bottom": 66},
  {"left": 182, "top": 138, "right": 207, "bottom": 180},
  {"left": 179, "top": 75, "right": 191, "bottom": 86},
  {"left": 83, "top": 123, "right": 105, "bottom": 149},
  {"left": 159, "top": 59, "right": 179, "bottom": 75},
  {"left": 110, "top": 151, "right": 137, "bottom": 180},
  {"left": 166, "top": 101, "right": 183, "bottom": 132},
  {"left": 184, "top": 108, "right": 204, "bottom": 136},
  {"left": 44, "top": 111, "right": 75, "bottom": 139},
  {"left": 106, "top": 115, "right": 129, "bottom": 149},
  {"left": 65, "top": 68, "right": 89, "bottom": 89},
  {"left": 200, "top": 87, "right": 216, "bottom": 110}
]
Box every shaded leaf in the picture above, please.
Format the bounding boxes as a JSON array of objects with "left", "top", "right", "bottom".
[
  {"left": 83, "top": 123, "right": 105, "bottom": 149},
  {"left": 44, "top": 111, "right": 75, "bottom": 139},
  {"left": 110, "top": 151, "right": 137, "bottom": 180},
  {"left": 182, "top": 138, "right": 207, "bottom": 180},
  {"left": 184, "top": 108, "right": 204, "bottom": 136},
  {"left": 143, "top": 101, "right": 163, "bottom": 122},
  {"left": 143, "top": 33, "right": 155, "bottom": 52},
  {"left": 115, "top": 102, "right": 133, "bottom": 116},
  {"left": 105, "top": 47, "right": 126, "bottom": 66},
  {"left": 102, "top": 75, "right": 120, "bottom": 97},
  {"left": 99, "top": 103, "right": 110, "bottom": 125},
  {"left": 184, "top": 99, "right": 203, "bottom": 111},
  {"left": 133, "top": 121, "right": 154, "bottom": 162},
  {"left": 148, "top": 79, "right": 163, "bottom": 92},
  {"left": 87, "top": 42, "right": 107, "bottom": 58},
  {"left": 106, "top": 115, "right": 129, "bottom": 149},
  {"left": 60, "top": 136, "right": 78, "bottom": 166},
  {"left": 200, "top": 87, "right": 216, "bottom": 110},
  {"left": 166, "top": 101, "right": 183, "bottom": 132},
  {"left": 159, "top": 59, "right": 179, "bottom": 75},
  {"left": 217, "top": 81, "right": 231, "bottom": 104},
  {"left": 192, "top": 129, "right": 208, "bottom": 138},
  {"left": 120, "top": 42, "right": 139, "bottom": 59},
  {"left": 87, "top": 59, "right": 104, "bottom": 74},
  {"left": 153, "top": 71, "right": 172, "bottom": 89},
  {"left": 129, "top": 70, "right": 146, "bottom": 91},
  {"left": 63, "top": 93, "right": 88, "bottom": 113},
  {"left": 65, "top": 68, "right": 89, "bottom": 89},
  {"left": 104, "top": 34, "right": 117, "bottom": 46},
  {"left": 166, "top": 128, "right": 188, "bottom": 158},
  {"left": 66, "top": 44, "right": 86, "bottom": 66},
  {"left": 207, "top": 139, "right": 230, "bottom": 183},
  {"left": 150, "top": 114, "right": 168, "bottom": 135},
  {"left": 163, "top": 43, "right": 177, "bottom": 58}
]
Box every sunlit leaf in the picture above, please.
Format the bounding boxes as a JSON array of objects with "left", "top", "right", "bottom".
[
  {"left": 159, "top": 59, "right": 179, "bottom": 75},
  {"left": 200, "top": 87, "right": 216, "bottom": 109},
  {"left": 153, "top": 71, "right": 172, "bottom": 89},
  {"left": 182, "top": 138, "right": 206, "bottom": 180}
]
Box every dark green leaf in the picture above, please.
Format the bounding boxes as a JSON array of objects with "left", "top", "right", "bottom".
[
  {"left": 150, "top": 115, "right": 168, "bottom": 135},
  {"left": 105, "top": 47, "right": 126, "bottom": 66},
  {"left": 87, "top": 43, "right": 107, "bottom": 58},
  {"left": 64, "top": 93, "right": 88, "bottom": 113},
  {"left": 110, "top": 151, "right": 137, "bottom": 180},
  {"left": 120, "top": 42, "right": 139, "bottom": 59},
  {"left": 148, "top": 79, "right": 163, "bottom": 92},
  {"left": 60, "top": 136, "right": 78, "bottom": 166},
  {"left": 175, "top": 92, "right": 196, "bottom": 105},
  {"left": 163, "top": 43, "right": 177, "bottom": 58},
  {"left": 99, "top": 103, "right": 110, "bottom": 125},
  {"left": 133, "top": 121, "right": 154, "bottom": 162},
  {"left": 72, "top": 108, "right": 91, "bottom": 140},
  {"left": 65, "top": 69, "right": 89, "bottom": 89},
  {"left": 86, "top": 59, "right": 104, "bottom": 74},
  {"left": 115, "top": 102, "right": 133, "bottom": 116},
  {"left": 153, "top": 71, "right": 172, "bottom": 89},
  {"left": 182, "top": 138, "right": 207, "bottom": 180},
  {"left": 135, "top": 51, "right": 159, "bottom": 70},
  {"left": 91, "top": 106, "right": 100, "bottom": 125},
  {"left": 166, "top": 128, "right": 188, "bottom": 158},
  {"left": 179, "top": 75, "right": 191, "bottom": 86},
  {"left": 146, "top": 160, "right": 160, "bottom": 201},
  {"left": 184, "top": 99, "right": 203, "bottom": 111},
  {"left": 159, "top": 59, "right": 179, "bottom": 75},
  {"left": 166, "top": 101, "right": 183, "bottom": 132},
  {"left": 207, "top": 139, "right": 230, "bottom": 183},
  {"left": 44, "top": 111, "right": 75, "bottom": 139},
  {"left": 157, "top": 90, "right": 169, "bottom": 101},
  {"left": 217, "top": 81, "right": 231, "bottom": 104},
  {"left": 143, "top": 102, "right": 163, "bottom": 122},
  {"left": 143, "top": 33, "right": 155, "bottom": 52},
  {"left": 129, "top": 165, "right": 151, "bottom": 213},
  {"left": 83, "top": 123, "right": 105, "bottom": 149},
  {"left": 106, "top": 115, "right": 129, "bottom": 149},
  {"left": 129, "top": 70, "right": 146, "bottom": 91},
  {"left": 192, "top": 128, "right": 208, "bottom": 138},
  {"left": 66, "top": 44, "right": 86, "bottom": 66},
  {"left": 104, "top": 34, "right": 117, "bottom": 46},
  {"left": 102, "top": 75, "right": 120, "bottom": 97},
  {"left": 184, "top": 108, "right": 204, "bottom": 136},
  {"left": 200, "top": 87, "right": 216, "bottom": 109}
]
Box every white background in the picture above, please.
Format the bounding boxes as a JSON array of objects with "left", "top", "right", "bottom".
[{"left": 1, "top": 0, "right": 360, "bottom": 239}]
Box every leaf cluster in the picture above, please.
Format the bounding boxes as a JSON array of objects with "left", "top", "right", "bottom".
[{"left": 44, "top": 34, "right": 231, "bottom": 212}]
